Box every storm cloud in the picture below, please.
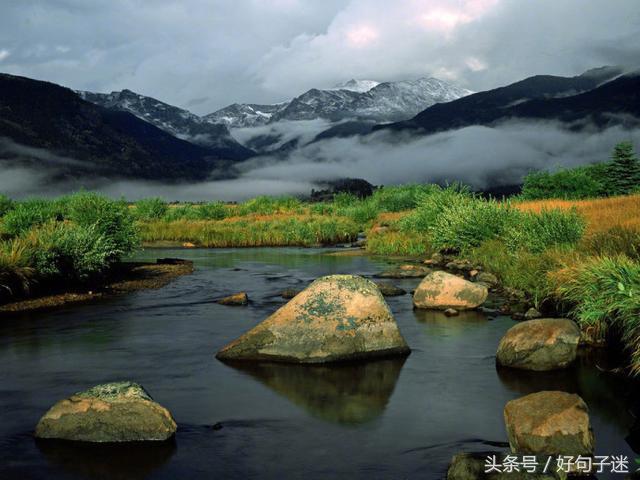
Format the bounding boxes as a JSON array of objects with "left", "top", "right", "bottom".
[{"left": 1, "top": 0, "right": 639, "bottom": 113}]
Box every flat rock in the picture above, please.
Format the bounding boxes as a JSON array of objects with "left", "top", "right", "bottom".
[
  {"left": 35, "top": 382, "right": 176, "bottom": 442},
  {"left": 504, "top": 391, "right": 594, "bottom": 456},
  {"left": 496, "top": 318, "right": 580, "bottom": 371},
  {"left": 413, "top": 271, "right": 488, "bottom": 310},
  {"left": 216, "top": 274, "right": 410, "bottom": 363}
]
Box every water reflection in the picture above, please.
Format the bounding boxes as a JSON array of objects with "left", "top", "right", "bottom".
[
  {"left": 36, "top": 438, "right": 176, "bottom": 480},
  {"left": 413, "top": 309, "right": 488, "bottom": 332},
  {"left": 223, "top": 357, "right": 407, "bottom": 425}
]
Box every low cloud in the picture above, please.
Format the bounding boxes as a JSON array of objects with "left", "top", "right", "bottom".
[{"left": 2, "top": 121, "right": 639, "bottom": 201}]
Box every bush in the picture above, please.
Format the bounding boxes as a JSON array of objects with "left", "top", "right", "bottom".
[
  {"left": 370, "top": 184, "right": 435, "bottom": 212},
  {"left": 134, "top": 198, "right": 168, "bottom": 221},
  {"left": 429, "top": 196, "right": 512, "bottom": 252},
  {"left": 163, "top": 204, "right": 201, "bottom": 221},
  {"left": 64, "top": 192, "right": 138, "bottom": 256},
  {"left": 503, "top": 208, "right": 586, "bottom": 253},
  {"left": 1, "top": 199, "right": 61, "bottom": 236},
  {"left": 25, "top": 222, "right": 121, "bottom": 281},
  {"left": 197, "top": 201, "right": 230, "bottom": 220},
  {"left": 520, "top": 164, "right": 607, "bottom": 200},
  {"left": 399, "top": 184, "right": 471, "bottom": 233}
]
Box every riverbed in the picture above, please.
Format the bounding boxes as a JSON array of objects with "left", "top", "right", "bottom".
[{"left": 1, "top": 248, "right": 638, "bottom": 479}]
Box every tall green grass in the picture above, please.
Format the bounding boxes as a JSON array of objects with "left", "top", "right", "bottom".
[{"left": 553, "top": 256, "right": 640, "bottom": 372}]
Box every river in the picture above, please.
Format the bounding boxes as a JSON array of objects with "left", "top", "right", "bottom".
[{"left": 1, "top": 248, "right": 638, "bottom": 479}]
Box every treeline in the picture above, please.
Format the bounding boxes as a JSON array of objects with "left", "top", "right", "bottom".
[{"left": 521, "top": 141, "right": 640, "bottom": 200}]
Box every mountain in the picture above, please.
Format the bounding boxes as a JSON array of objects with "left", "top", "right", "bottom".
[
  {"left": 204, "top": 102, "right": 286, "bottom": 128},
  {"left": 78, "top": 89, "right": 253, "bottom": 159},
  {"left": 379, "top": 66, "right": 630, "bottom": 134},
  {"left": 0, "top": 73, "right": 242, "bottom": 181},
  {"left": 206, "top": 77, "right": 472, "bottom": 128}
]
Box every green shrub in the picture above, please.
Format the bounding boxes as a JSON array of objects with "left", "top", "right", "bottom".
[
  {"left": 0, "top": 195, "right": 14, "bottom": 218},
  {"left": 134, "top": 198, "right": 168, "bottom": 221},
  {"left": 197, "top": 201, "right": 230, "bottom": 220},
  {"left": 27, "top": 222, "right": 121, "bottom": 281},
  {"left": 1, "top": 199, "right": 61, "bottom": 236},
  {"left": 163, "top": 204, "right": 201, "bottom": 221},
  {"left": 370, "top": 184, "right": 435, "bottom": 212},
  {"left": 503, "top": 208, "right": 586, "bottom": 253},
  {"left": 429, "top": 196, "right": 512, "bottom": 252},
  {"left": 399, "top": 184, "right": 471, "bottom": 233},
  {"left": 64, "top": 192, "right": 138, "bottom": 256},
  {"left": 520, "top": 164, "right": 607, "bottom": 200}
]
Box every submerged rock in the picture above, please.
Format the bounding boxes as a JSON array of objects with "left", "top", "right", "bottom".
[
  {"left": 376, "top": 264, "right": 432, "bottom": 278},
  {"left": 413, "top": 271, "right": 488, "bottom": 310},
  {"left": 496, "top": 318, "right": 580, "bottom": 371},
  {"left": 217, "top": 292, "right": 249, "bottom": 306},
  {"left": 374, "top": 282, "right": 407, "bottom": 297},
  {"left": 281, "top": 288, "right": 302, "bottom": 299},
  {"left": 444, "top": 308, "right": 459, "bottom": 317},
  {"left": 504, "top": 391, "right": 594, "bottom": 456},
  {"left": 216, "top": 274, "right": 410, "bottom": 363},
  {"left": 35, "top": 382, "right": 177, "bottom": 442}
]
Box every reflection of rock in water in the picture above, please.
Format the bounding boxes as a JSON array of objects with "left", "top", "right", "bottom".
[
  {"left": 36, "top": 438, "right": 175, "bottom": 480},
  {"left": 497, "top": 350, "right": 640, "bottom": 449},
  {"left": 225, "top": 357, "right": 406, "bottom": 425},
  {"left": 413, "top": 309, "right": 487, "bottom": 332}
]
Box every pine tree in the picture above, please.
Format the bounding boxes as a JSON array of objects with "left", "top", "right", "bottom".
[{"left": 606, "top": 141, "right": 640, "bottom": 195}]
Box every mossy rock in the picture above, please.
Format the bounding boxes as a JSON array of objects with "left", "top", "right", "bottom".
[
  {"left": 413, "top": 271, "right": 488, "bottom": 310},
  {"left": 216, "top": 275, "right": 410, "bottom": 363},
  {"left": 35, "top": 381, "right": 177, "bottom": 443}
]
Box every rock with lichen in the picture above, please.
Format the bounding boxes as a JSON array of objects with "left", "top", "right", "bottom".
[
  {"left": 216, "top": 274, "right": 410, "bottom": 363},
  {"left": 217, "top": 292, "right": 249, "bottom": 306},
  {"left": 413, "top": 271, "right": 488, "bottom": 310},
  {"left": 35, "top": 381, "right": 176, "bottom": 442}
]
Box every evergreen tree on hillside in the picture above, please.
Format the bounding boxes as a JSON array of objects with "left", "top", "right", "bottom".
[{"left": 606, "top": 141, "right": 640, "bottom": 195}]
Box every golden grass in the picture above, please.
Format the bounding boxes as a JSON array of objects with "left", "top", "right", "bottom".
[{"left": 515, "top": 194, "right": 640, "bottom": 234}]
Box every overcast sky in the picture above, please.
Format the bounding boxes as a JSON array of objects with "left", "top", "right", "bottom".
[{"left": 1, "top": 0, "right": 639, "bottom": 114}]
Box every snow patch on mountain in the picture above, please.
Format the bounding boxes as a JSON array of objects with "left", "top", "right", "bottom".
[{"left": 330, "top": 79, "right": 380, "bottom": 93}]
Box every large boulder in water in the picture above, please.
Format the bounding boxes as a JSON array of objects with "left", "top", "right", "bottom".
[
  {"left": 35, "top": 382, "right": 177, "bottom": 442},
  {"left": 413, "top": 271, "right": 488, "bottom": 310},
  {"left": 496, "top": 318, "right": 580, "bottom": 371},
  {"left": 216, "top": 274, "right": 410, "bottom": 363},
  {"left": 504, "top": 391, "right": 594, "bottom": 456}
]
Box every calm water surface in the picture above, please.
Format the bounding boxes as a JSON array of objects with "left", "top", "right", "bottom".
[{"left": 1, "top": 248, "right": 638, "bottom": 479}]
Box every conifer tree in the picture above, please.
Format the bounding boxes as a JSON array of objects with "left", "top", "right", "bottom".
[{"left": 606, "top": 141, "right": 640, "bottom": 195}]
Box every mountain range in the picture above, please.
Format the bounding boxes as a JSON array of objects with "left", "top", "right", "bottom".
[
  {"left": 0, "top": 66, "right": 638, "bottom": 187},
  {"left": 206, "top": 77, "right": 472, "bottom": 128}
]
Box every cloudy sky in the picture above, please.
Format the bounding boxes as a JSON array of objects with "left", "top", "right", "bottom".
[{"left": 1, "top": 0, "right": 639, "bottom": 114}]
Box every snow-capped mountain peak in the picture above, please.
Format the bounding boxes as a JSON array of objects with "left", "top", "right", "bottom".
[{"left": 330, "top": 79, "right": 380, "bottom": 93}]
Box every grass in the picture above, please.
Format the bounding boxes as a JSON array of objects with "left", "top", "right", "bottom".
[
  {"left": 0, "top": 193, "right": 139, "bottom": 302},
  {"left": 139, "top": 215, "right": 360, "bottom": 247}
]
